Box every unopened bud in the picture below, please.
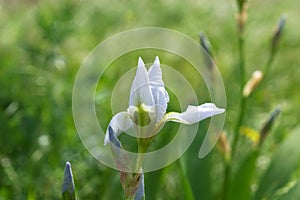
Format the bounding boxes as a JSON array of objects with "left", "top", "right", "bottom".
[
  {"left": 259, "top": 108, "right": 281, "bottom": 146},
  {"left": 199, "top": 32, "right": 212, "bottom": 57},
  {"left": 62, "top": 162, "right": 76, "bottom": 200},
  {"left": 236, "top": 0, "right": 248, "bottom": 11},
  {"left": 199, "top": 32, "right": 215, "bottom": 71},
  {"left": 243, "top": 70, "right": 263, "bottom": 97},
  {"left": 236, "top": 2, "right": 248, "bottom": 33},
  {"left": 271, "top": 15, "right": 286, "bottom": 53}
]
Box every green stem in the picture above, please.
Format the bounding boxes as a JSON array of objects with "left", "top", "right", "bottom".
[
  {"left": 179, "top": 159, "right": 195, "bottom": 200},
  {"left": 223, "top": 17, "right": 247, "bottom": 200},
  {"left": 135, "top": 143, "right": 146, "bottom": 172},
  {"left": 126, "top": 195, "right": 135, "bottom": 200},
  {"left": 247, "top": 47, "right": 276, "bottom": 97},
  {"left": 222, "top": 159, "right": 231, "bottom": 199},
  {"left": 232, "top": 33, "right": 246, "bottom": 158},
  {"left": 263, "top": 52, "right": 275, "bottom": 79}
]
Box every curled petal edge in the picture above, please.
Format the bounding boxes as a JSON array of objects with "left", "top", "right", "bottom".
[
  {"left": 104, "top": 111, "right": 133, "bottom": 145},
  {"left": 163, "top": 103, "right": 225, "bottom": 124}
]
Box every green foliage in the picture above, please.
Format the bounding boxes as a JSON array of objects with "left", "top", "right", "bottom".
[
  {"left": 1, "top": 0, "right": 300, "bottom": 199},
  {"left": 228, "top": 150, "right": 258, "bottom": 200},
  {"left": 276, "top": 181, "right": 300, "bottom": 200},
  {"left": 255, "top": 126, "right": 300, "bottom": 200}
]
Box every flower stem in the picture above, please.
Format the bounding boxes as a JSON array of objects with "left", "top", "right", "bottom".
[
  {"left": 135, "top": 143, "right": 146, "bottom": 172},
  {"left": 222, "top": 158, "right": 231, "bottom": 200},
  {"left": 263, "top": 52, "right": 275, "bottom": 79},
  {"left": 223, "top": 6, "right": 247, "bottom": 199},
  {"left": 179, "top": 159, "right": 195, "bottom": 200},
  {"left": 126, "top": 195, "right": 135, "bottom": 200},
  {"left": 232, "top": 32, "right": 246, "bottom": 159}
]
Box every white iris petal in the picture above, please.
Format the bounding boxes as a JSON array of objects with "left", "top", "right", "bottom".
[
  {"left": 148, "top": 56, "right": 169, "bottom": 122},
  {"left": 129, "top": 57, "right": 154, "bottom": 107},
  {"left": 104, "top": 111, "right": 133, "bottom": 145},
  {"left": 164, "top": 103, "right": 225, "bottom": 124},
  {"left": 104, "top": 57, "right": 225, "bottom": 145}
]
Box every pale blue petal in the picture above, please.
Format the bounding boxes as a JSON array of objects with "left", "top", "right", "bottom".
[
  {"left": 134, "top": 172, "right": 145, "bottom": 200},
  {"left": 148, "top": 56, "right": 169, "bottom": 121},
  {"left": 152, "top": 87, "right": 169, "bottom": 122},
  {"left": 108, "top": 126, "right": 122, "bottom": 148},
  {"left": 148, "top": 56, "right": 164, "bottom": 87},
  {"left": 129, "top": 57, "right": 154, "bottom": 107},
  {"left": 164, "top": 103, "right": 225, "bottom": 124},
  {"left": 108, "top": 126, "right": 131, "bottom": 171},
  {"left": 104, "top": 111, "right": 133, "bottom": 145}
]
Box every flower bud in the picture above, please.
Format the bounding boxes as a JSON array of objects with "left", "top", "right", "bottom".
[
  {"left": 236, "top": 1, "right": 248, "bottom": 33},
  {"left": 236, "top": 0, "right": 248, "bottom": 11},
  {"left": 62, "top": 162, "right": 76, "bottom": 200},
  {"left": 199, "top": 32, "right": 216, "bottom": 82},
  {"left": 259, "top": 108, "right": 281, "bottom": 146},
  {"left": 271, "top": 15, "right": 286, "bottom": 54},
  {"left": 199, "top": 32, "right": 212, "bottom": 57},
  {"left": 243, "top": 70, "right": 263, "bottom": 97}
]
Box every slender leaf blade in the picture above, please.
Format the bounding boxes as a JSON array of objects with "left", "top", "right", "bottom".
[{"left": 254, "top": 126, "right": 300, "bottom": 200}]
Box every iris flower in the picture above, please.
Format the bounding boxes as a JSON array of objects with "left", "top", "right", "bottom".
[
  {"left": 104, "top": 56, "right": 224, "bottom": 200},
  {"left": 104, "top": 56, "right": 225, "bottom": 146}
]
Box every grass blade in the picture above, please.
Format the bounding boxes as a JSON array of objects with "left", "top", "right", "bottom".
[{"left": 254, "top": 126, "right": 300, "bottom": 199}]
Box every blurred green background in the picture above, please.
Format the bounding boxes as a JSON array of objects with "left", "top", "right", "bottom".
[{"left": 1, "top": 0, "right": 299, "bottom": 199}]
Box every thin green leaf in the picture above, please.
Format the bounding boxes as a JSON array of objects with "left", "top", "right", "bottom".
[
  {"left": 276, "top": 181, "right": 300, "bottom": 200},
  {"left": 179, "top": 158, "right": 195, "bottom": 200},
  {"left": 228, "top": 150, "right": 259, "bottom": 200},
  {"left": 254, "top": 126, "right": 300, "bottom": 200}
]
